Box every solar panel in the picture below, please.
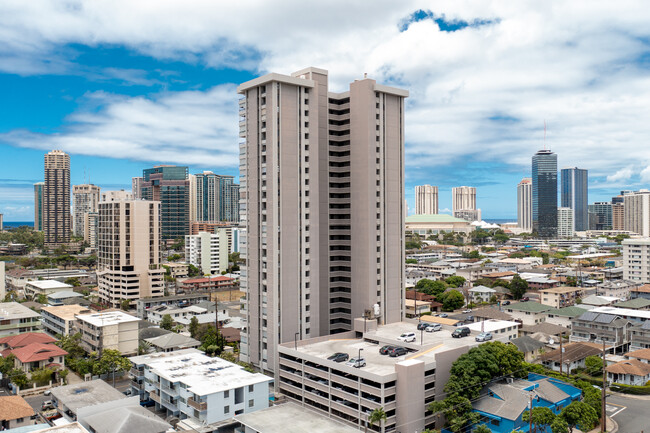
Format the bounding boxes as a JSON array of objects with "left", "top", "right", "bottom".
[
  {"left": 641, "top": 321, "right": 650, "bottom": 330},
  {"left": 578, "top": 311, "right": 598, "bottom": 321},
  {"left": 594, "top": 314, "right": 616, "bottom": 324}
]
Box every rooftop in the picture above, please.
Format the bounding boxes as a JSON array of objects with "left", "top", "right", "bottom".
[
  {"left": 520, "top": 322, "right": 568, "bottom": 336},
  {"left": 0, "top": 302, "right": 42, "bottom": 320},
  {"left": 545, "top": 306, "right": 590, "bottom": 318},
  {"left": 82, "top": 405, "right": 171, "bottom": 433},
  {"left": 539, "top": 286, "right": 586, "bottom": 294},
  {"left": 632, "top": 284, "right": 650, "bottom": 294},
  {"left": 471, "top": 307, "right": 513, "bottom": 321},
  {"left": 11, "top": 343, "right": 68, "bottom": 363},
  {"left": 590, "top": 306, "right": 650, "bottom": 320},
  {"left": 75, "top": 311, "right": 141, "bottom": 327},
  {"left": 42, "top": 305, "right": 92, "bottom": 320},
  {"left": 0, "top": 332, "right": 56, "bottom": 348},
  {"left": 26, "top": 280, "right": 72, "bottom": 290},
  {"left": 181, "top": 275, "right": 234, "bottom": 284},
  {"left": 129, "top": 348, "right": 272, "bottom": 396},
  {"left": 144, "top": 332, "right": 200, "bottom": 349},
  {"left": 540, "top": 342, "right": 602, "bottom": 363},
  {"left": 47, "top": 291, "right": 84, "bottom": 300},
  {"left": 50, "top": 380, "right": 126, "bottom": 413},
  {"left": 613, "top": 298, "right": 650, "bottom": 310},
  {"left": 405, "top": 214, "right": 469, "bottom": 224},
  {"left": 0, "top": 396, "right": 35, "bottom": 422},
  {"left": 506, "top": 302, "right": 553, "bottom": 313},
  {"left": 31, "top": 423, "right": 89, "bottom": 433},
  {"left": 510, "top": 336, "right": 546, "bottom": 353},
  {"left": 581, "top": 295, "right": 619, "bottom": 306},
  {"left": 234, "top": 402, "right": 361, "bottom": 433},
  {"left": 625, "top": 348, "right": 650, "bottom": 361},
  {"left": 606, "top": 359, "right": 650, "bottom": 376},
  {"left": 465, "top": 320, "right": 520, "bottom": 333}
]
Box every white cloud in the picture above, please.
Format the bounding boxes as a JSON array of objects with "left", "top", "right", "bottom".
[
  {"left": 640, "top": 165, "right": 650, "bottom": 183},
  {"left": 2, "top": 1, "right": 650, "bottom": 181},
  {"left": 0, "top": 85, "right": 240, "bottom": 167}
]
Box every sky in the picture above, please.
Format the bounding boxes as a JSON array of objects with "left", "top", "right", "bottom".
[{"left": 2, "top": 1, "right": 650, "bottom": 221}]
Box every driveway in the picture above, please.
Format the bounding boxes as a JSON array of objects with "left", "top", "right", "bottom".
[{"left": 607, "top": 393, "right": 648, "bottom": 433}]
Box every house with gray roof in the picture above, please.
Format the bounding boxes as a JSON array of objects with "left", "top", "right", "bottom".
[
  {"left": 50, "top": 380, "right": 126, "bottom": 422},
  {"left": 613, "top": 298, "right": 650, "bottom": 311},
  {"left": 472, "top": 374, "right": 581, "bottom": 433},
  {"left": 544, "top": 305, "right": 590, "bottom": 328},
  {"left": 78, "top": 404, "right": 170, "bottom": 433},
  {"left": 571, "top": 311, "right": 631, "bottom": 350},
  {"left": 509, "top": 336, "right": 546, "bottom": 362},
  {"left": 504, "top": 302, "right": 553, "bottom": 326},
  {"left": 144, "top": 332, "right": 200, "bottom": 353}
]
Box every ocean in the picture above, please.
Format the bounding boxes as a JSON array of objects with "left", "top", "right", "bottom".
[{"left": 2, "top": 221, "right": 34, "bottom": 229}]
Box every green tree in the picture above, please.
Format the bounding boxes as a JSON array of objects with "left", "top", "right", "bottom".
[
  {"left": 584, "top": 355, "right": 603, "bottom": 376},
  {"left": 0, "top": 354, "right": 16, "bottom": 375},
  {"left": 160, "top": 314, "right": 174, "bottom": 331},
  {"left": 550, "top": 417, "right": 569, "bottom": 433},
  {"left": 59, "top": 369, "right": 69, "bottom": 384},
  {"left": 171, "top": 237, "right": 185, "bottom": 251},
  {"left": 189, "top": 316, "right": 200, "bottom": 339},
  {"left": 188, "top": 264, "right": 201, "bottom": 277},
  {"left": 198, "top": 325, "right": 226, "bottom": 356},
  {"left": 36, "top": 293, "right": 48, "bottom": 304},
  {"left": 121, "top": 299, "right": 131, "bottom": 311},
  {"left": 10, "top": 369, "right": 29, "bottom": 389},
  {"left": 509, "top": 275, "right": 528, "bottom": 300},
  {"left": 439, "top": 289, "right": 464, "bottom": 311},
  {"left": 92, "top": 349, "right": 131, "bottom": 376},
  {"left": 65, "top": 277, "right": 81, "bottom": 287},
  {"left": 523, "top": 407, "right": 556, "bottom": 433},
  {"left": 473, "top": 425, "right": 492, "bottom": 433},
  {"left": 560, "top": 401, "right": 598, "bottom": 433},
  {"left": 30, "top": 367, "right": 55, "bottom": 386},
  {"left": 415, "top": 279, "right": 448, "bottom": 297},
  {"left": 167, "top": 253, "right": 182, "bottom": 261},
  {"left": 406, "top": 258, "right": 418, "bottom": 264},
  {"left": 445, "top": 276, "right": 466, "bottom": 288},
  {"left": 138, "top": 340, "right": 152, "bottom": 355},
  {"left": 56, "top": 333, "right": 86, "bottom": 358},
  {"left": 366, "top": 407, "right": 387, "bottom": 432}
]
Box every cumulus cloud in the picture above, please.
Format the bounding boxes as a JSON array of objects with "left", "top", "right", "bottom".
[
  {"left": 2, "top": 0, "right": 650, "bottom": 181},
  {"left": 0, "top": 85, "right": 240, "bottom": 167}
]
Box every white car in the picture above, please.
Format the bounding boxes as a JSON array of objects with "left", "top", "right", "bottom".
[
  {"left": 345, "top": 357, "right": 366, "bottom": 368},
  {"left": 425, "top": 323, "right": 442, "bottom": 332},
  {"left": 397, "top": 332, "right": 416, "bottom": 343}
]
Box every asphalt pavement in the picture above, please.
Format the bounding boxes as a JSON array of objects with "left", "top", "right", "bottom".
[{"left": 607, "top": 393, "right": 649, "bottom": 433}]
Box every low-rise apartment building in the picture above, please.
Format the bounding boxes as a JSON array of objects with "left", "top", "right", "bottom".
[
  {"left": 129, "top": 349, "right": 272, "bottom": 427},
  {"left": 0, "top": 302, "right": 41, "bottom": 337},
  {"left": 623, "top": 238, "right": 650, "bottom": 283},
  {"left": 276, "top": 320, "right": 498, "bottom": 433},
  {"left": 75, "top": 311, "right": 140, "bottom": 355},
  {"left": 50, "top": 380, "right": 127, "bottom": 422},
  {"left": 539, "top": 286, "right": 591, "bottom": 308},
  {"left": 504, "top": 302, "right": 553, "bottom": 325},
  {"left": 24, "top": 280, "right": 73, "bottom": 299},
  {"left": 145, "top": 305, "right": 207, "bottom": 326},
  {"left": 596, "top": 280, "right": 639, "bottom": 300},
  {"left": 570, "top": 311, "right": 631, "bottom": 351},
  {"left": 177, "top": 276, "right": 235, "bottom": 292},
  {"left": 465, "top": 320, "right": 520, "bottom": 340},
  {"left": 136, "top": 293, "right": 211, "bottom": 320},
  {"left": 630, "top": 321, "right": 650, "bottom": 350},
  {"left": 543, "top": 306, "right": 590, "bottom": 328},
  {"left": 41, "top": 305, "right": 92, "bottom": 337},
  {"left": 629, "top": 284, "right": 650, "bottom": 300}
]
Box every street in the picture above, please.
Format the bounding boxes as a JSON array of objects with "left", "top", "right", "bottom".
[{"left": 607, "top": 393, "right": 649, "bottom": 433}]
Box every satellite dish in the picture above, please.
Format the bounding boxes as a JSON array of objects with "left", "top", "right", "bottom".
[{"left": 548, "top": 338, "right": 555, "bottom": 345}]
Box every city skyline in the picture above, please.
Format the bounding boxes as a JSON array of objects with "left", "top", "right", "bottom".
[{"left": 3, "top": 3, "right": 650, "bottom": 220}]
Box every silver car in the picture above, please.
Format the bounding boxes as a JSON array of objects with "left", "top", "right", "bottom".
[
  {"left": 425, "top": 323, "right": 442, "bottom": 332},
  {"left": 475, "top": 332, "right": 493, "bottom": 342}
]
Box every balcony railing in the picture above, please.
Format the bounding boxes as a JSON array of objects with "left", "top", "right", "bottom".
[
  {"left": 149, "top": 390, "right": 161, "bottom": 403},
  {"left": 187, "top": 397, "right": 207, "bottom": 411}
]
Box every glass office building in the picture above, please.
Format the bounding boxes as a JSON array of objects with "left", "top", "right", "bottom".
[
  {"left": 142, "top": 165, "right": 189, "bottom": 240},
  {"left": 532, "top": 150, "right": 558, "bottom": 238},
  {"left": 561, "top": 167, "right": 588, "bottom": 231}
]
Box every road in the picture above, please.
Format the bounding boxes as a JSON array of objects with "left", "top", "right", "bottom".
[{"left": 607, "top": 393, "right": 649, "bottom": 433}]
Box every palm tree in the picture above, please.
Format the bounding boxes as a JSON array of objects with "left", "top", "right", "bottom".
[{"left": 366, "top": 407, "right": 387, "bottom": 432}]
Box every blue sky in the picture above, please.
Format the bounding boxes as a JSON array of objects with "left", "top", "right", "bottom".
[{"left": 2, "top": 1, "right": 650, "bottom": 221}]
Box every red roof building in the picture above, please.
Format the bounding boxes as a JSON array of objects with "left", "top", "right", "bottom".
[
  {"left": 0, "top": 332, "right": 56, "bottom": 350},
  {"left": 7, "top": 342, "right": 68, "bottom": 373}
]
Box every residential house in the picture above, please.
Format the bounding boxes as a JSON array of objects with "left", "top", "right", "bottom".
[
  {"left": 405, "top": 299, "right": 435, "bottom": 317},
  {"left": 629, "top": 284, "right": 650, "bottom": 300},
  {"left": 540, "top": 342, "right": 602, "bottom": 373},
  {"left": 472, "top": 374, "right": 582, "bottom": 433},
  {"left": 606, "top": 359, "right": 650, "bottom": 385},
  {"left": 570, "top": 311, "right": 631, "bottom": 351},
  {"left": 75, "top": 311, "right": 141, "bottom": 355},
  {"left": 544, "top": 306, "right": 590, "bottom": 328},
  {"left": 75, "top": 397, "right": 171, "bottom": 433},
  {"left": 0, "top": 396, "right": 36, "bottom": 430},
  {"left": 624, "top": 348, "right": 650, "bottom": 363},
  {"left": 145, "top": 304, "right": 208, "bottom": 325},
  {"left": 129, "top": 349, "right": 273, "bottom": 427},
  {"left": 469, "top": 285, "right": 497, "bottom": 303},
  {"left": 143, "top": 333, "right": 201, "bottom": 353},
  {"left": 581, "top": 294, "right": 620, "bottom": 307},
  {"left": 465, "top": 320, "right": 519, "bottom": 340},
  {"left": 504, "top": 302, "right": 552, "bottom": 325},
  {"left": 50, "top": 380, "right": 127, "bottom": 422},
  {"left": 136, "top": 293, "right": 211, "bottom": 320},
  {"left": 46, "top": 291, "right": 85, "bottom": 306},
  {"left": 0, "top": 302, "right": 41, "bottom": 337},
  {"left": 509, "top": 336, "right": 546, "bottom": 362},
  {"left": 0, "top": 332, "right": 56, "bottom": 350},
  {"left": 539, "top": 286, "right": 592, "bottom": 308},
  {"left": 8, "top": 343, "right": 68, "bottom": 373},
  {"left": 520, "top": 322, "right": 569, "bottom": 338},
  {"left": 596, "top": 280, "right": 640, "bottom": 300},
  {"left": 471, "top": 307, "right": 513, "bottom": 323},
  {"left": 41, "top": 305, "right": 92, "bottom": 337},
  {"left": 613, "top": 298, "right": 650, "bottom": 311}
]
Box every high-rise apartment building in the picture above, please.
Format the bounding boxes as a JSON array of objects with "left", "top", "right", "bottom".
[
  {"left": 452, "top": 186, "right": 477, "bottom": 216},
  {"left": 612, "top": 203, "right": 624, "bottom": 231},
  {"left": 102, "top": 190, "right": 134, "bottom": 202},
  {"left": 237, "top": 67, "right": 406, "bottom": 374},
  {"left": 33, "top": 182, "right": 44, "bottom": 232},
  {"left": 623, "top": 238, "right": 650, "bottom": 283},
  {"left": 624, "top": 190, "right": 650, "bottom": 236},
  {"left": 532, "top": 149, "right": 557, "bottom": 238},
  {"left": 131, "top": 176, "right": 144, "bottom": 200},
  {"left": 185, "top": 228, "right": 231, "bottom": 275},
  {"left": 517, "top": 178, "right": 532, "bottom": 231},
  {"left": 83, "top": 212, "right": 98, "bottom": 249},
  {"left": 560, "top": 167, "right": 588, "bottom": 232},
  {"left": 557, "top": 207, "right": 574, "bottom": 238},
  {"left": 193, "top": 171, "right": 240, "bottom": 223},
  {"left": 141, "top": 165, "right": 190, "bottom": 240},
  {"left": 588, "top": 202, "right": 613, "bottom": 230},
  {"left": 97, "top": 195, "right": 164, "bottom": 308},
  {"left": 72, "top": 184, "right": 100, "bottom": 237},
  {"left": 43, "top": 150, "right": 71, "bottom": 245},
  {"left": 414, "top": 185, "right": 438, "bottom": 215}
]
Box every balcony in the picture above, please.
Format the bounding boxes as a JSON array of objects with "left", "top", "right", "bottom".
[
  {"left": 131, "top": 380, "right": 144, "bottom": 391},
  {"left": 161, "top": 384, "right": 179, "bottom": 396},
  {"left": 187, "top": 397, "right": 207, "bottom": 411},
  {"left": 149, "top": 390, "right": 161, "bottom": 403}
]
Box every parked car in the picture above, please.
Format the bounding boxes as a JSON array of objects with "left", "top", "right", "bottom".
[
  {"left": 397, "top": 332, "right": 416, "bottom": 343},
  {"left": 139, "top": 400, "right": 155, "bottom": 407},
  {"left": 345, "top": 357, "right": 366, "bottom": 368},
  {"left": 463, "top": 309, "right": 472, "bottom": 313},
  {"left": 327, "top": 352, "right": 349, "bottom": 363},
  {"left": 43, "top": 389, "right": 51, "bottom": 396},
  {"left": 467, "top": 315, "right": 474, "bottom": 322},
  {"left": 123, "top": 389, "right": 132, "bottom": 396},
  {"left": 452, "top": 327, "right": 471, "bottom": 338},
  {"left": 425, "top": 323, "right": 442, "bottom": 332},
  {"left": 41, "top": 400, "right": 54, "bottom": 410},
  {"left": 379, "top": 345, "right": 396, "bottom": 355},
  {"left": 417, "top": 322, "right": 430, "bottom": 331},
  {"left": 521, "top": 297, "right": 530, "bottom": 302},
  {"left": 388, "top": 346, "right": 408, "bottom": 357},
  {"left": 475, "top": 332, "right": 493, "bottom": 342},
  {"left": 439, "top": 313, "right": 448, "bottom": 318},
  {"left": 502, "top": 300, "right": 511, "bottom": 306}
]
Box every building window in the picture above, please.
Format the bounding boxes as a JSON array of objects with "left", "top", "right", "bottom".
[
  {"left": 224, "top": 390, "right": 229, "bottom": 398},
  {"left": 224, "top": 405, "right": 230, "bottom": 414},
  {"left": 249, "top": 399, "right": 254, "bottom": 407},
  {"left": 249, "top": 385, "right": 254, "bottom": 392}
]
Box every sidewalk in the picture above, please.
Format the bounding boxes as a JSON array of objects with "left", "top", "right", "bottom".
[
  {"left": 578, "top": 417, "right": 617, "bottom": 433},
  {"left": 607, "top": 390, "right": 650, "bottom": 400}
]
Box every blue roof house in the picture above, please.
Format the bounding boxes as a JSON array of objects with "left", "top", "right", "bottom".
[{"left": 469, "top": 373, "right": 582, "bottom": 433}]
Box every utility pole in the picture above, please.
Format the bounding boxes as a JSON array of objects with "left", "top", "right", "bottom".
[
  {"left": 559, "top": 332, "right": 563, "bottom": 376},
  {"left": 601, "top": 338, "right": 607, "bottom": 433},
  {"left": 529, "top": 392, "right": 533, "bottom": 433}
]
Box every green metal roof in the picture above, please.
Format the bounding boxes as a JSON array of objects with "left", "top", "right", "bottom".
[
  {"left": 406, "top": 214, "right": 468, "bottom": 223},
  {"left": 506, "top": 302, "right": 553, "bottom": 312},
  {"left": 545, "top": 306, "right": 589, "bottom": 317},
  {"left": 613, "top": 298, "right": 650, "bottom": 309}
]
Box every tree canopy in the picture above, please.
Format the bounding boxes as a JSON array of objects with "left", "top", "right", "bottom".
[
  {"left": 415, "top": 279, "right": 448, "bottom": 298},
  {"left": 509, "top": 275, "right": 528, "bottom": 300},
  {"left": 444, "top": 276, "right": 466, "bottom": 288},
  {"left": 160, "top": 314, "right": 174, "bottom": 331},
  {"left": 439, "top": 289, "right": 465, "bottom": 311}
]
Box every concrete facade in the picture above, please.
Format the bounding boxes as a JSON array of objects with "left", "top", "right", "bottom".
[
  {"left": 75, "top": 311, "right": 141, "bottom": 355},
  {"left": 414, "top": 185, "right": 438, "bottom": 215},
  {"left": 34, "top": 182, "right": 44, "bottom": 231},
  {"left": 238, "top": 68, "right": 406, "bottom": 375},
  {"left": 557, "top": 207, "right": 574, "bottom": 238},
  {"left": 97, "top": 198, "right": 164, "bottom": 308},
  {"left": 185, "top": 229, "right": 230, "bottom": 275},
  {"left": 72, "top": 184, "right": 100, "bottom": 238},
  {"left": 517, "top": 177, "right": 532, "bottom": 231},
  {"left": 623, "top": 238, "right": 650, "bottom": 284},
  {"left": 43, "top": 150, "right": 71, "bottom": 245},
  {"left": 624, "top": 190, "right": 650, "bottom": 236},
  {"left": 41, "top": 305, "right": 92, "bottom": 336},
  {"left": 452, "top": 186, "right": 476, "bottom": 215},
  {"left": 0, "top": 302, "right": 41, "bottom": 337}
]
